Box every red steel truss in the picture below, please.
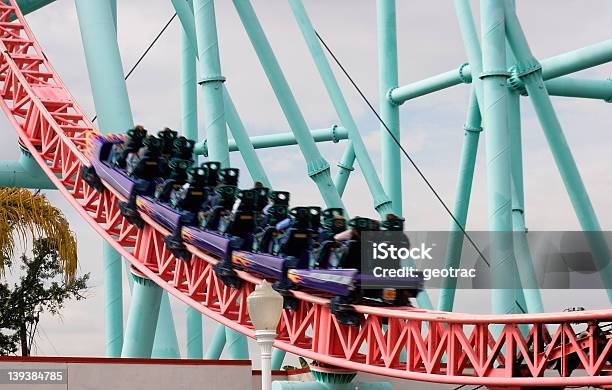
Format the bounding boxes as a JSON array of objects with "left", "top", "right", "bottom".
[{"left": 0, "top": 1, "right": 610, "bottom": 386}]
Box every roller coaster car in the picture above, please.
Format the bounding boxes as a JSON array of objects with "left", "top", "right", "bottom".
[
  {"left": 86, "top": 135, "right": 422, "bottom": 325},
  {"left": 86, "top": 134, "right": 234, "bottom": 259}
]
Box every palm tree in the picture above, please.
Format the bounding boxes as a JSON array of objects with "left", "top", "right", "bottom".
[{"left": 0, "top": 188, "right": 77, "bottom": 279}]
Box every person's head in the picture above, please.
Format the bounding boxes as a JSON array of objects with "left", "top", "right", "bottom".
[{"left": 254, "top": 181, "right": 263, "bottom": 188}]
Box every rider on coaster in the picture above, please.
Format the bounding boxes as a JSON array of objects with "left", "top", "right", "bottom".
[
  {"left": 313, "top": 208, "right": 346, "bottom": 269},
  {"left": 334, "top": 216, "right": 380, "bottom": 270},
  {"left": 119, "top": 135, "right": 163, "bottom": 228},
  {"left": 164, "top": 165, "right": 209, "bottom": 259},
  {"left": 157, "top": 128, "right": 178, "bottom": 179},
  {"left": 155, "top": 136, "right": 195, "bottom": 203},
  {"left": 200, "top": 167, "right": 239, "bottom": 232},
  {"left": 257, "top": 191, "right": 290, "bottom": 254},
  {"left": 275, "top": 206, "right": 315, "bottom": 269},
  {"left": 113, "top": 125, "right": 147, "bottom": 170}
]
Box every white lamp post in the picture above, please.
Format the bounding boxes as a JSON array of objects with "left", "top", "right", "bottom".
[{"left": 247, "top": 280, "right": 284, "bottom": 390}]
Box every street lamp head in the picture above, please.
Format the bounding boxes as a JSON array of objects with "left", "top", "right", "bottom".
[{"left": 247, "top": 279, "right": 284, "bottom": 331}]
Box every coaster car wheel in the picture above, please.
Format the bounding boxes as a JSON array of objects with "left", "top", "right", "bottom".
[
  {"left": 81, "top": 165, "right": 105, "bottom": 193},
  {"left": 119, "top": 201, "right": 144, "bottom": 229}
]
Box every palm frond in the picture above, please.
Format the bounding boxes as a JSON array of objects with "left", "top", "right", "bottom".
[{"left": 0, "top": 188, "right": 77, "bottom": 280}]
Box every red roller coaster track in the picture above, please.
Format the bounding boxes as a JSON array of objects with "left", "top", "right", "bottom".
[{"left": 0, "top": 1, "right": 610, "bottom": 387}]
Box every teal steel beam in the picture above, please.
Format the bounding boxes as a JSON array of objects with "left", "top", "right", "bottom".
[
  {"left": 390, "top": 38, "right": 612, "bottom": 104},
  {"left": 223, "top": 87, "right": 271, "bottom": 187},
  {"left": 232, "top": 0, "right": 344, "bottom": 209},
  {"left": 181, "top": 6, "right": 198, "bottom": 142},
  {"left": 194, "top": 0, "right": 230, "bottom": 168},
  {"left": 177, "top": 0, "right": 263, "bottom": 357},
  {"left": 123, "top": 260, "right": 180, "bottom": 358},
  {"left": 180, "top": 1, "right": 204, "bottom": 358},
  {"left": 437, "top": 0, "right": 483, "bottom": 313},
  {"left": 194, "top": 0, "right": 250, "bottom": 358},
  {"left": 334, "top": 143, "right": 355, "bottom": 196},
  {"left": 389, "top": 64, "right": 471, "bottom": 103},
  {"left": 288, "top": 0, "right": 392, "bottom": 215},
  {"left": 543, "top": 77, "right": 612, "bottom": 101},
  {"left": 481, "top": 0, "right": 522, "bottom": 315},
  {"left": 271, "top": 348, "right": 286, "bottom": 370},
  {"left": 152, "top": 293, "right": 181, "bottom": 358},
  {"left": 74, "top": 0, "right": 131, "bottom": 357},
  {"left": 74, "top": 0, "right": 133, "bottom": 133},
  {"left": 196, "top": 126, "right": 349, "bottom": 156},
  {"left": 15, "top": 0, "right": 57, "bottom": 15},
  {"left": 174, "top": 0, "right": 268, "bottom": 186},
  {"left": 437, "top": 90, "right": 481, "bottom": 312},
  {"left": 504, "top": 2, "right": 612, "bottom": 303},
  {"left": 205, "top": 324, "right": 226, "bottom": 359},
  {"left": 508, "top": 64, "right": 544, "bottom": 314},
  {"left": 186, "top": 307, "right": 203, "bottom": 358},
  {"left": 454, "top": 0, "right": 484, "bottom": 103},
  {"left": 122, "top": 274, "right": 163, "bottom": 358},
  {"left": 377, "top": 0, "right": 402, "bottom": 216},
  {"left": 0, "top": 148, "right": 55, "bottom": 189}
]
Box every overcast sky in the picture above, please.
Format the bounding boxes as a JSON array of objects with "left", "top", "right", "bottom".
[{"left": 1, "top": 0, "right": 611, "bottom": 359}]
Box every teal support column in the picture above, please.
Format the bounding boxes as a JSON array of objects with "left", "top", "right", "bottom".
[
  {"left": 504, "top": 3, "right": 612, "bottom": 303},
  {"left": 506, "top": 60, "right": 535, "bottom": 316},
  {"left": 437, "top": 91, "right": 481, "bottom": 312},
  {"left": 180, "top": 2, "right": 204, "bottom": 358},
  {"left": 454, "top": 0, "right": 484, "bottom": 103},
  {"left": 271, "top": 348, "right": 286, "bottom": 370},
  {"left": 124, "top": 264, "right": 180, "bottom": 358},
  {"left": 181, "top": 4, "right": 198, "bottom": 142},
  {"left": 194, "top": 0, "right": 230, "bottom": 167},
  {"left": 334, "top": 143, "right": 355, "bottom": 197},
  {"left": 480, "top": 0, "right": 522, "bottom": 315},
  {"left": 74, "top": 0, "right": 133, "bottom": 133},
  {"left": 289, "top": 0, "right": 392, "bottom": 215},
  {"left": 102, "top": 243, "right": 122, "bottom": 356},
  {"left": 0, "top": 148, "right": 55, "bottom": 189},
  {"left": 122, "top": 274, "right": 163, "bottom": 358},
  {"left": 152, "top": 293, "right": 181, "bottom": 358},
  {"left": 205, "top": 323, "right": 226, "bottom": 359},
  {"left": 377, "top": 0, "right": 402, "bottom": 216},
  {"left": 224, "top": 87, "right": 271, "bottom": 187},
  {"left": 225, "top": 327, "right": 249, "bottom": 359},
  {"left": 74, "top": 0, "right": 132, "bottom": 357},
  {"left": 232, "top": 0, "right": 344, "bottom": 209},
  {"left": 194, "top": 0, "right": 249, "bottom": 357},
  {"left": 186, "top": 308, "right": 203, "bottom": 359},
  {"left": 507, "top": 49, "right": 544, "bottom": 314}
]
